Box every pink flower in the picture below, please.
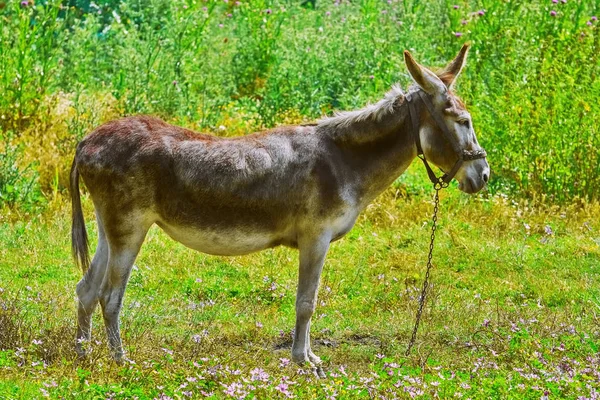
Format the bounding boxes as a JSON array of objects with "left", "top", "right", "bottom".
[
  {"left": 592, "top": 16, "right": 598, "bottom": 21},
  {"left": 477, "top": 9, "right": 485, "bottom": 16},
  {"left": 455, "top": 32, "right": 463, "bottom": 37},
  {"left": 325, "top": 11, "right": 330, "bottom": 16},
  {"left": 453, "top": 5, "right": 459, "bottom": 9},
  {"left": 461, "top": 19, "right": 468, "bottom": 25},
  {"left": 265, "top": 8, "right": 272, "bottom": 14},
  {"left": 172, "top": 80, "right": 178, "bottom": 86},
  {"left": 369, "top": 75, "right": 374, "bottom": 79},
  {"left": 20, "top": 0, "right": 29, "bottom": 6},
  {"left": 550, "top": 10, "right": 557, "bottom": 16},
  {"left": 279, "top": 358, "right": 290, "bottom": 368},
  {"left": 552, "top": 0, "right": 558, "bottom": 3}
]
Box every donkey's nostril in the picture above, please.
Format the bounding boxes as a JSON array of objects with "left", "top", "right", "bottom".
[{"left": 482, "top": 172, "right": 489, "bottom": 183}]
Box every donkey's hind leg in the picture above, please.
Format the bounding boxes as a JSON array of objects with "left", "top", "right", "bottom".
[
  {"left": 75, "top": 212, "right": 109, "bottom": 358},
  {"left": 99, "top": 221, "right": 149, "bottom": 364}
]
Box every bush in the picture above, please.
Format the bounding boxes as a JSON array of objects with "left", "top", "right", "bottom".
[
  {"left": 0, "top": 132, "right": 43, "bottom": 209},
  {"left": 0, "top": 0, "right": 598, "bottom": 202}
]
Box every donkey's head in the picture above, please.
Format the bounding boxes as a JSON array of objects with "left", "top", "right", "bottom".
[{"left": 404, "top": 44, "right": 489, "bottom": 194}]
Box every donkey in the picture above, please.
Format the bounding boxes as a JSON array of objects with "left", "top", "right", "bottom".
[{"left": 71, "top": 44, "right": 489, "bottom": 371}]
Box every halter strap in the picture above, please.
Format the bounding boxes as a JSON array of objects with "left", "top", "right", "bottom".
[{"left": 407, "top": 91, "right": 487, "bottom": 186}]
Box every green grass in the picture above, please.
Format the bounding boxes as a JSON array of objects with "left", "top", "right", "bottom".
[{"left": 1, "top": 166, "right": 599, "bottom": 399}]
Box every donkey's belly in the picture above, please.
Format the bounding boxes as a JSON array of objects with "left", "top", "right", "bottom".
[{"left": 156, "top": 221, "right": 284, "bottom": 256}]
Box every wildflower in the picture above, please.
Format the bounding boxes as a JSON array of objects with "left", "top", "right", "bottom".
[
  {"left": 191, "top": 334, "right": 202, "bottom": 343},
  {"left": 265, "top": 9, "right": 272, "bottom": 14},
  {"left": 32, "top": 339, "right": 43, "bottom": 345},
  {"left": 550, "top": 10, "right": 557, "bottom": 16},
  {"left": 523, "top": 223, "right": 531, "bottom": 231},
  {"left": 276, "top": 382, "right": 294, "bottom": 398},
  {"left": 375, "top": 353, "right": 385, "bottom": 359},
  {"left": 255, "top": 321, "right": 263, "bottom": 328},
  {"left": 218, "top": 24, "right": 224, "bottom": 28},
  {"left": 250, "top": 368, "right": 270, "bottom": 382},
  {"left": 542, "top": 390, "right": 549, "bottom": 400},
  {"left": 482, "top": 319, "right": 490, "bottom": 327},
  {"left": 461, "top": 19, "right": 468, "bottom": 25},
  {"left": 477, "top": 10, "right": 485, "bottom": 16},
  {"left": 552, "top": 0, "right": 558, "bottom": 3},
  {"left": 455, "top": 32, "right": 463, "bottom": 37},
  {"left": 588, "top": 21, "right": 593, "bottom": 26},
  {"left": 369, "top": 75, "right": 375, "bottom": 79},
  {"left": 172, "top": 80, "right": 178, "bottom": 86},
  {"left": 227, "top": 13, "right": 232, "bottom": 18},
  {"left": 325, "top": 11, "right": 330, "bottom": 16},
  {"left": 453, "top": 5, "right": 459, "bottom": 9},
  {"left": 544, "top": 225, "right": 554, "bottom": 235},
  {"left": 592, "top": 16, "right": 598, "bottom": 21},
  {"left": 280, "top": 358, "right": 290, "bottom": 368}
]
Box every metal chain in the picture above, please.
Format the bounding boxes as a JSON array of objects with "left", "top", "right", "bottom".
[{"left": 405, "top": 180, "right": 446, "bottom": 356}]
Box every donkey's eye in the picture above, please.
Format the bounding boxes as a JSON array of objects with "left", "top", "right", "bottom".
[{"left": 458, "top": 119, "right": 470, "bottom": 128}]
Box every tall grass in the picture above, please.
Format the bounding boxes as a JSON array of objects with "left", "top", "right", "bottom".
[{"left": 0, "top": 0, "right": 599, "bottom": 205}]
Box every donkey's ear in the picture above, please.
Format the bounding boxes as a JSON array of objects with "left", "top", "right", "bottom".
[
  {"left": 403, "top": 50, "right": 447, "bottom": 95},
  {"left": 438, "top": 43, "right": 470, "bottom": 88}
]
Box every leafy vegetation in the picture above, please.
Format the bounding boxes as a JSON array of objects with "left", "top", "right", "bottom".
[{"left": 0, "top": 0, "right": 599, "bottom": 202}]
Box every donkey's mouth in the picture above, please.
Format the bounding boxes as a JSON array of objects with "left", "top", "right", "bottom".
[{"left": 458, "top": 178, "right": 484, "bottom": 194}]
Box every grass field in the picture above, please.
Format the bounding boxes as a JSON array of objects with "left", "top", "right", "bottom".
[{"left": 1, "top": 166, "right": 599, "bottom": 399}]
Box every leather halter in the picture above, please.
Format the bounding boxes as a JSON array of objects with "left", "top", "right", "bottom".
[{"left": 406, "top": 90, "right": 487, "bottom": 186}]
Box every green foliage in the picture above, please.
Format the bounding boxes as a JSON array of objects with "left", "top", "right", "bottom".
[
  {"left": 0, "top": 1, "right": 599, "bottom": 202},
  {"left": 0, "top": 132, "right": 43, "bottom": 208}
]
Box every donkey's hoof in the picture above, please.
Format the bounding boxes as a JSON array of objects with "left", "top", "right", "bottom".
[
  {"left": 111, "top": 352, "right": 130, "bottom": 366},
  {"left": 75, "top": 341, "right": 90, "bottom": 359},
  {"left": 308, "top": 351, "right": 322, "bottom": 365},
  {"left": 314, "top": 365, "right": 326, "bottom": 379}
]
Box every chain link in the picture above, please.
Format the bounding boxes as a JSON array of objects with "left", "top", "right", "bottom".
[{"left": 405, "top": 180, "right": 444, "bottom": 356}]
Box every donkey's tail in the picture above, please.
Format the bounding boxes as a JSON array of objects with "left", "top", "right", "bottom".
[{"left": 70, "top": 156, "right": 90, "bottom": 273}]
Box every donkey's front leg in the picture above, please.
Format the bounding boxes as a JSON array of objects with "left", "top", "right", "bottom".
[{"left": 292, "top": 232, "right": 331, "bottom": 376}]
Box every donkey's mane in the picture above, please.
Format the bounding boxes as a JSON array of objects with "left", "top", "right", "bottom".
[{"left": 317, "top": 85, "right": 405, "bottom": 130}]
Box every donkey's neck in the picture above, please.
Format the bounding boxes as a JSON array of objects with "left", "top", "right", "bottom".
[{"left": 317, "top": 87, "right": 418, "bottom": 207}]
